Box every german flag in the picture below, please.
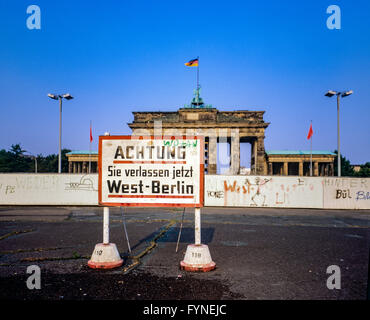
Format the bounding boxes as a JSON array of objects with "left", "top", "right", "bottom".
[{"left": 185, "top": 58, "right": 199, "bottom": 67}]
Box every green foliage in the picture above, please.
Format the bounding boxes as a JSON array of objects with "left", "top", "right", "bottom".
[
  {"left": 36, "top": 149, "right": 71, "bottom": 173},
  {"left": 0, "top": 144, "right": 33, "bottom": 172},
  {"left": 353, "top": 162, "right": 370, "bottom": 177},
  {"left": 333, "top": 150, "right": 354, "bottom": 177},
  {"left": 0, "top": 144, "right": 71, "bottom": 173},
  {"left": 333, "top": 150, "right": 370, "bottom": 177}
]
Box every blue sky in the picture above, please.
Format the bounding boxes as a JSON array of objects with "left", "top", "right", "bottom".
[{"left": 1, "top": 0, "right": 369, "bottom": 166}]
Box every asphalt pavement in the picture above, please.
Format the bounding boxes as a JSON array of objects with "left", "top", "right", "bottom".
[{"left": 0, "top": 206, "right": 369, "bottom": 300}]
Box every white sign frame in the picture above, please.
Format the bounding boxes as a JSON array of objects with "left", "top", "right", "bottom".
[{"left": 98, "top": 135, "right": 204, "bottom": 207}]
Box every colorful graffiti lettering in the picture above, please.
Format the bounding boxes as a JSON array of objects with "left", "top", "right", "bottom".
[
  {"left": 275, "top": 192, "right": 287, "bottom": 205},
  {"left": 223, "top": 177, "right": 272, "bottom": 207},
  {"left": 356, "top": 191, "right": 370, "bottom": 200},
  {"left": 163, "top": 139, "right": 198, "bottom": 148},
  {"left": 205, "top": 176, "right": 370, "bottom": 209},
  {"left": 275, "top": 184, "right": 291, "bottom": 205}
]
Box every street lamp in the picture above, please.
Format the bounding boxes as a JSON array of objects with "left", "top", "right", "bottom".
[
  {"left": 48, "top": 93, "right": 74, "bottom": 173},
  {"left": 325, "top": 90, "right": 353, "bottom": 177},
  {"left": 23, "top": 152, "right": 38, "bottom": 173},
  {"left": 30, "top": 154, "right": 38, "bottom": 173}
]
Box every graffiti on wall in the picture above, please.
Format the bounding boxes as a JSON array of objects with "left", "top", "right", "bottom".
[
  {"left": 207, "top": 190, "right": 224, "bottom": 199},
  {"left": 65, "top": 175, "right": 98, "bottom": 192},
  {"left": 0, "top": 175, "right": 60, "bottom": 197},
  {"left": 324, "top": 178, "right": 369, "bottom": 203},
  {"left": 323, "top": 177, "right": 370, "bottom": 209},
  {"left": 1, "top": 174, "right": 369, "bottom": 208},
  {"left": 0, "top": 174, "right": 99, "bottom": 205},
  {"left": 335, "top": 189, "right": 353, "bottom": 199},
  {"left": 356, "top": 191, "right": 370, "bottom": 200},
  {"left": 0, "top": 175, "right": 98, "bottom": 197},
  {"left": 323, "top": 178, "right": 368, "bottom": 189},
  {"left": 0, "top": 184, "right": 16, "bottom": 195},
  {"left": 222, "top": 177, "right": 272, "bottom": 206},
  {"left": 205, "top": 175, "right": 321, "bottom": 208}
]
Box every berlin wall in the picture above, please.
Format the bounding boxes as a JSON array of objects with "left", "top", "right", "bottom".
[
  {"left": 205, "top": 175, "right": 324, "bottom": 208},
  {"left": 322, "top": 177, "right": 370, "bottom": 209},
  {"left": 0, "top": 174, "right": 98, "bottom": 205},
  {"left": 0, "top": 174, "right": 369, "bottom": 209},
  {"left": 205, "top": 175, "right": 370, "bottom": 209}
]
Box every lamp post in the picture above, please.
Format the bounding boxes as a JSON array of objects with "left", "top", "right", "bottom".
[
  {"left": 48, "top": 93, "right": 74, "bottom": 173},
  {"left": 24, "top": 152, "right": 37, "bottom": 173},
  {"left": 325, "top": 90, "right": 353, "bottom": 177},
  {"left": 30, "top": 154, "right": 38, "bottom": 173}
]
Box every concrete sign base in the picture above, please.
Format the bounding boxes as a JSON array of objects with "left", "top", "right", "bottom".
[
  {"left": 88, "top": 243, "right": 123, "bottom": 269},
  {"left": 180, "top": 244, "right": 216, "bottom": 272}
]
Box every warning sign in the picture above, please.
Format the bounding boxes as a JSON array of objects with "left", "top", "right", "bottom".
[{"left": 98, "top": 136, "right": 204, "bottom": 207}]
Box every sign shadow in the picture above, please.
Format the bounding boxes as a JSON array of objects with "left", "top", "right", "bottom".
[{"left": 157, "top": 227, "right": 215, "bottom": 244}]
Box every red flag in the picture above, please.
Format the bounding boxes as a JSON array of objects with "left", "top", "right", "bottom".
[
  {"left": 307, "top": 123, "right": 313, "bottom": 140},
  {"left": 90, "top": 123, "right": 93, "bottom": 142}
]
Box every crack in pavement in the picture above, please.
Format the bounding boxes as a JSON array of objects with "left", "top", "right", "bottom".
[
  {"left": 122, "top": 220, "right": 177, "bottom": 274},
  {"left": 0, "top": 229, "right": 35, "bottom": 241}
]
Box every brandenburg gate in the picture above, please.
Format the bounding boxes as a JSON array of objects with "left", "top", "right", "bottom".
[{"left": 127, "top": 90, "right": 269, "bottom": 175}]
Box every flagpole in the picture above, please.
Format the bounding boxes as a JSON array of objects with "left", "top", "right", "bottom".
[
  {"left": 89, "top": 120, "right": 92, "bottom": 174},
  {"left": 310, "top": 120, "right": 313, "bottom": 176},
  {"left": 197, "top": 56, "right": 199, "bottom": 90}
]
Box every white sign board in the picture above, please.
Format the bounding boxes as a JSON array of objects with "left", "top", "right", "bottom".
[{"left": 99, "top": 136, "right": 204, "bottom": 207}]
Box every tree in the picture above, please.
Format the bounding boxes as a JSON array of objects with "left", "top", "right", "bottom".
[
  {"left": 0, "top": 144, "right": 33, "bottom": 172},
  {"left": 0, "top": 149, "right": 13, "bottom": 172},
  {"left": 0, "top": 144, "right": 71, "bottom": 173},
  {"left": 10, "top": 144, "right": 26, "bottom": 157},
  {"left": 333, "top": 150, "right": 355, "bottom": 177},
  {"left": 37, "top": 154, "right": 57, "bottom": 173},
  {"left": 353, "top": 162, "right": 370, "bottom": 177},
  {"left": 12, "top": 144, "right": 34, "bottom": 172},
  {"left": 36, "top": 149, "right": 71, "bottom": 173}
]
